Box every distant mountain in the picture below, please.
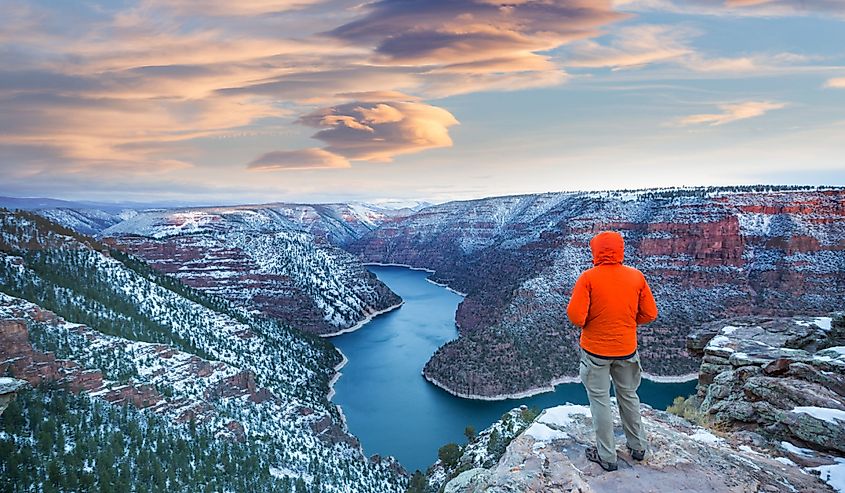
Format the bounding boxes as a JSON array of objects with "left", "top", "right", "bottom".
[
  {"left": 34, "top": 207, "right": 137, "bottom": 235},
  {"left": 99, "top": 204, "right": 408, "bottom": 335},
  {"left": 0, "top": 195, "right": 192, "bottom": 212},
  {"left": 348, "top": 186, "right": 845, "bottom": 398},
  {"left": 0, "top": 210, "right": 406, "bottom": 492}
]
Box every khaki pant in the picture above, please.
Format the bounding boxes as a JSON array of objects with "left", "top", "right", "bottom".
[{"left": 579, "top": 347, "right": 648, "bottom": 464}]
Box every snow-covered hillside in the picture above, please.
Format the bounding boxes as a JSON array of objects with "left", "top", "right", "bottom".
[
  {"left": 100, "top": 206, "right": 403, "bottom": 335},
  {"left": 0, "top": 210, "right": 407, "bottom": 492}
]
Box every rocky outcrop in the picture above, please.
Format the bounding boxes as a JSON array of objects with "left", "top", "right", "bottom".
[
  {"left": 350, "top": 187, "right": 845, "bottom": 397},
  {"left": 439, "top": 404, "right": 834, "bottom": 493},
  {"left": 0, "top": 319, "right": 108, "bottom": 393},
  {"left": 688, "top": 312, "right": 845, "bottom": 455},
  {"left": 0, "top": 377, "right": 27, "bottom": 416},
  {"left": 423, "top": 312, "right": 845, "bottom": 492}
]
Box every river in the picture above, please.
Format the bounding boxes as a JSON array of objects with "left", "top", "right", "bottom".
[{"left": 330, "top": 265, "right": 697, "bottom": 473}]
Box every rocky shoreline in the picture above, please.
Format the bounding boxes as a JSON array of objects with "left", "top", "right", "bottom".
[
  {"left": 423, "top": 373, "right": 581, "bottom": 401},
  {"left": 424, "top": 370, "right": 697, "bottom": 401},
  {"left": 319, "top": 300, "right": 404, "bottom": 338}
]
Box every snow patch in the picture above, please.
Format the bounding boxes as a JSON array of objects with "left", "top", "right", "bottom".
[
  {"left": 538, "top": 405, "right": 591, "bottom": 428},
  {"left": 737, "top": 212, "right": 773, "bottom": 236},
  {"left": 688, "top": 429, "right": 724, "bottom": 445},
  {"left": 524, "top": 423, "right": 568, "bottom": 442},
  {"left": 810, "top": 458, "right": 845, "bottom": 493},
  {"left": 814, "top": 317, "right": 833, "bottom": 332},
  {"left": 791, "top": 406, "right": 845, "bottom": 424},
  {"left": 796, "top": 317, "right": 832, "bottom": 332},
  {"left": 780, "top": 441, "right": 816, "bottom": 457},
  {"left": 708, "top": 335, "right": 732, "bottom": 348},
  {"left": 269, "top": 466, "right": 313, "bottom": 483},
  {"left": 721, "top": 325, "right": 741, "bottom": 335},
  {"left": 774, "top": 457, "right": 797, "bottom": 467}
]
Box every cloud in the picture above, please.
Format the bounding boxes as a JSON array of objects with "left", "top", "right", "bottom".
[
  {"left": 563, "top": 24, "right": 820, "bottom": 76},
  {"left": 138, "top": 0, "right": 325, "bottom": 16},
  {"left": 566, "top": 25, "right": 693, "bottom": 70},
  {"left": 218, "top": 66, "right": 420, "bottom": 103},
  {"left": 0, "top": 1, "right": 352, "bottom": 175},
  {"left": 824, "top": 77, "right": 845, "bottom": 89},
  {"left": 675, "top": 101, "right": 786, "bottom": 126},
  {"left": 328, "top": 0, "right": 627, "bottom": 95},
  {"left": 614, "top": 0, "right": 845, "bottom": 17},
  {"left": 298, "top": 100, "right": 459, "bottom": 162},
  {"left": 247, "top": 148, "right": 350, "bottom": 171}
]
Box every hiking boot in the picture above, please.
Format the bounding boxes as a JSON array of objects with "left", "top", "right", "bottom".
[
  {"left": 585, "top": 446, "right": 618, "bottom": 471},
  {"left": 627, "top": 445, "right": 646, "bottom": 461}
]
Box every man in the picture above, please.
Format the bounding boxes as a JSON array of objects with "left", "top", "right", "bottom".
[{"left": 566, "top": 230, "right": 658, "bottom": 471}]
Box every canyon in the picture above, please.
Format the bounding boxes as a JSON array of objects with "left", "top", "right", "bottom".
[{"left": 349, "top": 187, "right": 845, "bottom": 397}]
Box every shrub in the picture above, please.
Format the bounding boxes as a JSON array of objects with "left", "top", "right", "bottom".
[
  {"left": 667, "top": 395, "right": 710, "bottom": 427},
  {"left": 438, "top": 443, "right": 462, "bottom": 468}
]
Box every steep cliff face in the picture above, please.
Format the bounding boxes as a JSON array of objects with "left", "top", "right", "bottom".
[
  {"left": 100, "top": 205, "right": 405, "bottom": 335},
  {"left": 421, "top": 312, "right": 844, "bottom": 493},
  {"left": 349, "top": 188, "right": 845, "bottom": 397}
]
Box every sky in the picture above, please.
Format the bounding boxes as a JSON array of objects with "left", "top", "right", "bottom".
[{"left": 1, "top": 0, "right": 844, "bottom": 205}]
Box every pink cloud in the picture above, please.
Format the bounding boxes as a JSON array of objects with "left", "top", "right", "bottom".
[
  {"left": 247, "top": 148, "right": 350, "bottom": 171},
  {"left": 299, "top": 100, "right": 459, "bottom": 162},
  {"left": 824, "top": 77, "right": 845, "bottom": 89},
  {"left": 675, "top": 101, "right": 786, "bottom": 126}
]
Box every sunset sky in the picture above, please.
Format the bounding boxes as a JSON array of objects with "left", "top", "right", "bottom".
[{"left": 1, "top": 0, "right": 844, "bottom": 205}]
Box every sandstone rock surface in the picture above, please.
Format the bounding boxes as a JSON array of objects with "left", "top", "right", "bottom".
[
  {"left": 689, "top": 313, "right": 845, "bottom": 454},
  {"left": 443, "top": 404, "right": 833, "bottom": 493}
]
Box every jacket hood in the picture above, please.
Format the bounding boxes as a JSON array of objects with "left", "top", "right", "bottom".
[{"left": 590, "top": 231, "right": 624, "bottom": 266}]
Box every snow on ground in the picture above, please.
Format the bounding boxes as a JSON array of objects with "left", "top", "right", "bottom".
[
  {"left": 774, "top": 456, "right": 797, "bottom": 467},
  {"left": 737, "top": 212, "right": 773, "bottom": 236},
  {"left": 791, "top": 406, "right": 845, "bottom": 424},
  {"left": 708, "top": 335, "right": 732, "bottom": 347},
  {"left": 0, "top": 377, "right": 27, "bottom": 393},
  {"left": 796, "top": 317, "right": 832, "bottom": 332},
  {"left": 721, "top": 325, "right": 740, "bottom": 335},
  {"left": 269, "top": 466, "right": 313, "bottom": 484},
  {"left": 811, "top": 458, "right": 845, "bottom": 493},
  {"left": 688, "top": 429, "right": 725, "bottom": 445},
  {"left": 538, "top": 405, "right": 591, "bottom": 428},
  {"left": 524, "top": 423, "right": 569, "bottom": 442},
  {"left": 780, "top": 441, "right": 817, "bottom": 457}
]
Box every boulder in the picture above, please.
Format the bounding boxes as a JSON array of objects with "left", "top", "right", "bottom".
[{"left": 690, "top": 314, "right": 845, "bottom": 455}]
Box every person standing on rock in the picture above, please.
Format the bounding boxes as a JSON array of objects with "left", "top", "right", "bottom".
[{"left": 566, "top": 230, "right": 658, "bottom": 471}]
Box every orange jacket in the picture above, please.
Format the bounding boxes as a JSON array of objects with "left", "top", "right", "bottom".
[{"left": 566, "top": 231, "right": 658, "bottom": 358}]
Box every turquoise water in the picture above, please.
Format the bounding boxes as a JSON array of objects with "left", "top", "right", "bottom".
[{"left": 330, "top": 265, "right": 697, "bottom": 473}]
